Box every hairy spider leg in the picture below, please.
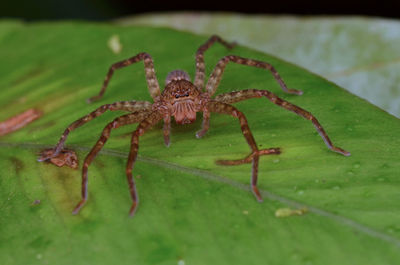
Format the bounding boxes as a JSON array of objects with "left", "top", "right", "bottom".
[
  {"left": 206, "top": 101, "right": 280, "bottom": 202},
  {"left": 194, "top": 35, "right": 236, "bottom": 90},
  {"left": 195, "top": 110, "right": 210, "bottom": 138},
  {"left": 252, "top": 155, "right": 262, "bottom": 201},
  {"left": 216, "top": 148, "right": 281, "bottom": 165},
  {"left": 197, "top": 55, "right": 304, "bottom": 138},
  {"left": 206, "top": 55, "right": 303, "bottom": 97},
  {"left": 163, "top": 115, "right": 171, "bottom": 147},
  {"left": 126, "top": 111, "right": 163, "bottom": 216},
  {"left": 88, "top": 52, "right": 161, "bottom": 103},
  {"left": 214, "top": 89, "right": 351, "bottom": 156},
  {"left": 38, "top": 101, "right": 152, "bottom": 162},
  {"left": 72, "top": 111, "right": 151, "bottom": 215}
]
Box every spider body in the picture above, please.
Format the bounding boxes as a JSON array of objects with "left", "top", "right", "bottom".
[
  {"left": 159, "top": 75, "right": 203, "bottom": 125},
  {"left": 39, "top": 35, "right": 350, "bottom": 217}
]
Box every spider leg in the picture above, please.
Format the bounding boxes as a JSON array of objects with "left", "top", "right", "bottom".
[
  {"left": 214, "top": 89, "right": 351, "bottom": 156},
  {"left": 38, "top": 101, "right": 152, "bottom": 162},
  {"left": 195, "top": 110, "right": 210, "bottom": 138},
  {"left": 72, "top": 111, "right": 151, "bottom": 215},
  {"left": 206, "top": 101, "right": 279, "bottom": 202},
  {"left": 206, "top": 55, "right": 303, "bottom": 97},
  {"left": 194, "top": 35, "right": 236, "bottom": 90},
  {"left": 88, "top": 52, "right": 161, "bottom": 103},
  {"left": 252, "top": 155, "right": 262, "bottom": 201},
  {"left": 126, "top": 111, "right": 163, "bottom": 216},
  {"left": 216, "top": 148, "right": 281, "bottom": 165},
  {"left": 163, "top": 116, "right": 171, "bottom": 147}
]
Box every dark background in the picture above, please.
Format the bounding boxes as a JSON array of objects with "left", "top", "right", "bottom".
[{"left": 0, "top": 0, "right": 398, "bottom": 21}]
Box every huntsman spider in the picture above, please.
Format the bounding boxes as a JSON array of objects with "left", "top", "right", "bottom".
[{"left": 39, "top": 35, "right": 350, "bottom": 217}]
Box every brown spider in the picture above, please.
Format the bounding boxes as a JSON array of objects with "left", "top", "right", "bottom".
[{"left": 38, "top": 35, "right": 350, "bottom": 217}]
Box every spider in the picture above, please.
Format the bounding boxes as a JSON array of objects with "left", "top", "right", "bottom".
[{"left": 38, "top": 35, "right": 350, "bottom": 217}]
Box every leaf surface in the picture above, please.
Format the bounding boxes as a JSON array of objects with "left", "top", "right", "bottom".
[{"left": 1, "top": 21, "right": 400, "bottom": 265}]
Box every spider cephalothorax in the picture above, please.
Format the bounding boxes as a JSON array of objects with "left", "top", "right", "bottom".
[
  {"left": 39, "top": 35, "right": 350, "bottom": 217},
  {"left": 159, "top": 71, "right": 203, "bottom": 125}
]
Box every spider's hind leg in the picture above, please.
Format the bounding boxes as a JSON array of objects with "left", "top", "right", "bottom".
[
  {"left": 216, "top": 146, "right": 281, "bottom": 202},
  {"left": 72, "top": 111, "right": 150, "bottom": 215},
  {"left": 206, "top": 100, "right": 274, "bottom": 202},
  {"left": 126, "top": 111, "right": 163, "bottom": 216},
  {"left": 215, "top": 89, "right": 350, "bottom": 156}
]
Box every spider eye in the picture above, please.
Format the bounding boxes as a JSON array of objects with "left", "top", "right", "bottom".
[
  {"left": 175, "top": 94, "right": 180, "bottom": 98},
  {"left": 184, "top": 93, "right": 189, "bottom": 97}
]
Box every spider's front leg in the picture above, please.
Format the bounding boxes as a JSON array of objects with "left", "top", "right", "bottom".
[
  {"left": 38, "top": 101, "right": 152, "bottom": 162},
  {"left": 72, "top": 111, "right": 151, "bottom": 215},
  {"left": 88, "top": 52, "right": 161, "bottom": 103},
  {"left": 126, "top": 111, "right": 163, "bottom": 216},
  {"left": 205, "top": 101, "right": 280, "bottom": 202}
]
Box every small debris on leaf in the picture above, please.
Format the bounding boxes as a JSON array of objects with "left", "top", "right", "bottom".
[
  {"left": 32, "top": 199, "right": 41, "bottom": 205},
  {"left": 40, "top": 148, "right": 78, "bottom": 169},
  {"left": 107, "top": 34, "right": 123, "bottom": 54},
  {"left": 0, "top": 108, "right": 42, "bottom": 136},
  {"left": 275, "top": 207, "right": 308, "bottom": 218}
]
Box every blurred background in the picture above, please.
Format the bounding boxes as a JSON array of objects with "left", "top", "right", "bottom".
[
  {"left": 1, "top": 0, "right": 399, "bottom": 20},
  {"left": 1, "top": 0, "right": 400, "bottom": 118}
]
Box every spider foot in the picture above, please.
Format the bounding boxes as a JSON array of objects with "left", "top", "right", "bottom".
[
  {"left": 287, "top": 88, "right": 303, "bottom": 95},
  {"left": 195, "top": 129, "right": 207, "bottom": 139},
  {"left": 258, "top": 147, "right": 281, "bottom": 156},
  {"left": 129, "top": 201, "right": 138, "bottom": 217},
  {"left": 164, "top": 135, "right": 170, "bottom": 147},
  {"left": 86, "top": 95, "right": 101, "bottom": 104},
  {"left": 37, "top": 148, "right": 57, "bottom": 162},
  {"left": 252, "top": 185, "right": 263, "bottom": 202},
  {"left": 216, "top": 147, "right": 280, "bottom": 166},
  {"left": 332, "top": 146, "right": 351, "bottom": 157},
  {"left": 72, "top": 199, "right": 87, "bottom": 215}
]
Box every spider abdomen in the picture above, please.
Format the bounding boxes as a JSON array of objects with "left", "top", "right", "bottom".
[{"left": 165, "top": 70, "right": 191, "bottom": 85}]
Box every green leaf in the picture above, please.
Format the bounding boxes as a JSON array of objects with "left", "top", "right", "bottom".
[{"left": 1, "top": 21, "right": 400, "bottom": 265}]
